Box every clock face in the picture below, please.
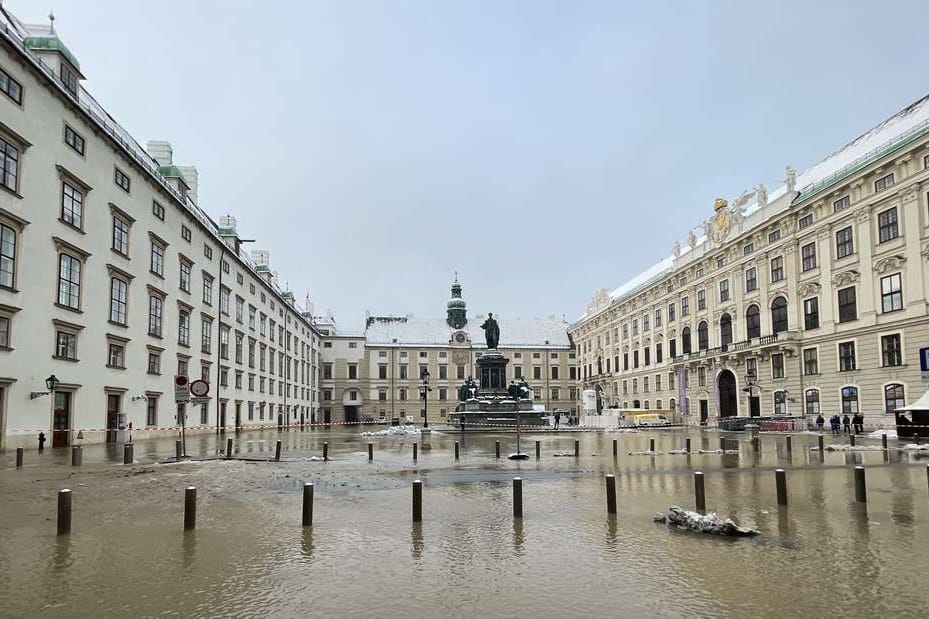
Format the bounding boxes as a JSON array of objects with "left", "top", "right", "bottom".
[
  {"left": 455, "top": 332, "right": 466, "bottom": 343},
  {"left": 453, "top": 351, "right": 468, "bottom": 365}
]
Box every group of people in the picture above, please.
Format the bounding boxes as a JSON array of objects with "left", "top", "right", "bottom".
[{"left": 815, "top": 413, "right": 865, "bottom": 435}]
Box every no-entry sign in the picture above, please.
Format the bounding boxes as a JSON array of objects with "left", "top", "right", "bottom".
[{"left": 174, "top": 375, "right": 190, "bottom": 403}]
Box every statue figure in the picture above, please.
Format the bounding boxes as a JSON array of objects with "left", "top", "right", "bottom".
[
  {"left": 458, "top": 382, "right": 469, "bottom": 402},
  {"left": 480, "top": 312, "right": 500, "bottom": 349},
  {"left": 517, "top": 378, "right": 531, "bottom": 399},
  {"left": 785, "top": 166, "right": 797, "bottom": 193},
  {"left": 467, "top": 376, "right": 478, "bottom": 399},
  {"left": 687, "top": 230, "right": 697, "bottom": 250},
  {"left": 672, "top": 240, "right": 681, "bottom": 258},
  {"left": 756, "top": 183, "right": 768, "bottom": 209}
]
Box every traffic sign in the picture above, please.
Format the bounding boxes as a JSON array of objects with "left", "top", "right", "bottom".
[
  {"left": 920, "top": 347, "right": 929, "bottom": 372},
  {"left": 174, "top": 375, "right": 190, "bottom": 403},
  {"left": 189, "top": 379, "right": 210, "bottom": 398}
]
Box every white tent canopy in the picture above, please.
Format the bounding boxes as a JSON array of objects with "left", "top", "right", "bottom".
[{"left": 898, "top": 387, "right": 929, "bottom": 412}]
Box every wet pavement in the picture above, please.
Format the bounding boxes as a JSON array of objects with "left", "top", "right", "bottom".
[{"left": 2, "top": 427, "right": 929, "bottom": 617}]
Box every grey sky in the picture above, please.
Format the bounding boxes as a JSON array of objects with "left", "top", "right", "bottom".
[{"left": 13, "top": 0, "right": 929, "bottom": 329}]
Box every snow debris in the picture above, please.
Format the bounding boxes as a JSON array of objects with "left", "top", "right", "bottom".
[
  {"left": 628, "top": 450, "right": 664, "bottom": 456},
  {"left": 360, "top": 426, "right": 422, "bottom": 437},
  {"left": 819, "top": 444, "right": 883, "bottom": 452},
  {"left": 654, "top": 506, "right": 760, "bottom": 537},
  {"left": 868, "top": 429, "right": 898, "bottom": 439},
  {"left": 902, "top": 443, "right": 929, "bottom": 451}
]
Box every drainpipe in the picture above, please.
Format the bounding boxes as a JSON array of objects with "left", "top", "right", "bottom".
[{"left": 215, "top": 244, "right": 226, "bottom": 437}]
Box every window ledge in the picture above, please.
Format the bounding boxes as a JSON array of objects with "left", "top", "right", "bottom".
[
  {"left": 58, "top": 218, "right": 86, "bottom": 234},
  {"left": 149, "top": 271, "right": 165, "bottom": 280},
  {"left": 0, "top": 184, "right": 23, "bottom": 200},
  {"left": 52, "top": 355, "right": 79, "bottom": 362},
  {"left": 108, "top": 320, "right": 128, "bottom": 329},
  {"left": 0, "top": 345, "right": 12, "bottom": 352},
  {"left": 0, "top": 284, "right": 18, "bottom": 294},
  {"left": 111, "top": 249, "right": 130, "bottom": 261},
  {"left": 54, "top": 303, "right": 82, "bottom": 315},
  {"left": 881, "top": 364, "right": 907, "bottom": 370},
  {"left": 106, "top": 365, "right": 126, "bottom": 371}
]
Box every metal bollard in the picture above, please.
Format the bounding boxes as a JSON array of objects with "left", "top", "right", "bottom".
[
  {"left": 454, "top": 441, "right": 460, "bottom": 461},
  {"left": 605, "top": 474, "right": 617, "bottom": 515},
  {"left": 694, "top": 471, "right": 706, "bottom": 513},
  {"left": 412, "top": 479, "right": 423, "bottom": 522},
  {"left": 57, "top": 489, "right": 72, "bottom": 535},
  {"left": 685, "top": 437, "right": 691, "bottom": 453},
  {"left": 275, "top": 440, "right": 282, "bottom": 462},
  {"left": 175, "top": 440, "right": 182, "bottom": 460},
  {"left": 786, "top": 436, "right": 792, "bottom": 455},
  {"left": 719, "top": 437, "right": 726, "bottom": 451},
  {"left": 775, "top": 469, "right": 788, "bottom": 506},
  {"left": 184, "top": 486, "right": 197, "bottom": 530},
  {"left": 818, "top": 435, "right": 824, "bottom": 452},
  {"left": 302, "top": 482, "right": 314, "bottom": 527},
  {"left": 495, "top": 441, "right": 500, "bottom": 459},
  {"left": 323, "top": 442, "right": 329, "bottom": 461},
  {"left": 850, "top": 434, "right": 856, "bottom": 447},
  {"left": 226, "top": 437, "right": 233, "bottom": 459},
  {"left": 536, "top": 440, "right": 541, "bottom": 459},
  {"left": 368, "top": 442, "right": 373, "bottom": 461},
  {"left": 574, "top": 439, "right": 579, "bottom": 458},
  {"left": 854, "top": 466, "right": 867, "bottom": 503},
  {"left": 71, "top": 445, "right": 82, "bottom": 467},
  {"left": 413, "top": 442, "right": 418, "bottom": 461},
  {"left": 513, "top": 477, "right": 523, "bottom": 518},
  {"left": 15, "top": 447, "right": 23, "bottom": 468},
  {"left": 123, "top": 443, "right": 133, "bottom": 465},
  {"left": 882, "top": 434, "right": 888, "bottom": 450},
  {"left": 650, "top": 438, "right": 655, "bottom": 452},
  {"left": 613, "top": 439, "right": 618, "bottom": 458}
]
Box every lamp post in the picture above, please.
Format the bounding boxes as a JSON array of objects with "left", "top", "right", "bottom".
[
  {"left": 420, "top": 368, "right": 432, "bottom": 429},
  {"left": 743, "top": 372, "right": 758, "bottom": 417},
  {"left": 45, "top": 375, "right": 59, "bottom": 446}
]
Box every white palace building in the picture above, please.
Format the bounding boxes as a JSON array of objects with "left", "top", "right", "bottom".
[
  {"left": 0, "top": 9, "right": 321, "bottom": 449},
  {"left": 570, "top": 94, "right": 929, "bottom": 428}
]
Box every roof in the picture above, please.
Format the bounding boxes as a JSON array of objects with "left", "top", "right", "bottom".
[
  {"left": 581, "top": 92, "right": 929, "bottom": 322},
  {"left": 365, "top": 315, "right": 571, "bottom": 348},
  {"left": 23, "top": 33, "right": 81, "bottom": 71},
  {"left": 899, "top": 388, "right": 929, "bottom": 412}
]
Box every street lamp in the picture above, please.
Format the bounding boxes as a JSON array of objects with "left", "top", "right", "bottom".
[
  {"left": 46, "top": 375, "right": 59, "bottom": 447},
  {"left": 743, "top": 372, "right": 759, "bottom": 417},
  {"left": 420, "top": 368, "right": 432, "bottom": 428}
]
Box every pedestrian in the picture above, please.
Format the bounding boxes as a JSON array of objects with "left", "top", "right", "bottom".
[
  {"left": 830, "top": 415, "right": 841, "bottom": 435},
  {"left": 816, "top": 414, "right": 825, "bottom": 432},
  {"left": 842, "top": 414, "right": 851, "bottom": 434},
  {"left": 553, "top": 412, "right": 560, "bottom": 430},
  {"left": 853, "top": 413, "right": 864, "bottom": 434}
]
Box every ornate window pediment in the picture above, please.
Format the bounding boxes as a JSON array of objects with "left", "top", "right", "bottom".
[{"left": 873, "top": 255, "right": 906, "bottom": 275}]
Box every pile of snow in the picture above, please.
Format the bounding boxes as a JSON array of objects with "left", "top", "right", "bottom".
[
  {"left": 653, "top": 506, "right": 760, "bottom": 537},
  {"left": 868, "top": 429, "right": 898, "bottom": 439},
  {"left": 629, "top": 450, "right": 664, "bottom": 456},
  {"left": 606, "top": 428, "right": 640, "bottom": 433},
  {"left": 302, "top": 456, "right": 326, "bottom": 462},
  {"left": 360, "top": 426, "right": 421, "bottom": 437},
  {"left": 819, "top": 444, "right": 883, "bottom": 452},
  {"left": 552, "top": 452, "right": 576, "bottom": 457},
  {"left": 902, "top": 443, "right": 929, "bottom": 451}
]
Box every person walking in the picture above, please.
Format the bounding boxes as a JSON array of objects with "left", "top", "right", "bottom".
[
  {"left": 830, "top": 414, "right": 841, "bottom": 436},
  {"left": 553, "top": 412, "right": 560, "bottom": 430},
  {"left": 853, "top": 413, "right": 864, "bottom": 434},
  {"left": 816, "top": 414, "right": 825, "bottom": 432},
  {"left": 842, "top": 414, "right": 851, "bottom": 434}
]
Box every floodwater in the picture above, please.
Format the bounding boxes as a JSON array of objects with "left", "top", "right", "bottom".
[{"left": 2, "top": 427, "right": 929, "bottom": 617}]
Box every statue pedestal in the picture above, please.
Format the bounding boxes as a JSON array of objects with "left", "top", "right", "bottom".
[{"left": 477, "top": 350, "right": 509, "bottom": 395}]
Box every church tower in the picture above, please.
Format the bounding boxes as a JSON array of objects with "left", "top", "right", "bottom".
[{"left": 446, "top": 275, "right": 467, "bottom": 329}]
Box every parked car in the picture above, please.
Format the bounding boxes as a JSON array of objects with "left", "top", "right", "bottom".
[{"left": 633, "top": 414, "right": 671, "bottom": 427}]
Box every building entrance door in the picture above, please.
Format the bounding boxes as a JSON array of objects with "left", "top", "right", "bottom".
[
  {"left": 699, "top": 400, "right": 709, "bottom": 424},
  {"left": 106, "top": 394, "right": 121, "bottom": 443},
  {"left": 53, "top": 392, "right": 71, "bottom": 448},
  {"left": 235, "top": 402, "right": 242, "bottom": 433},
  {"left": 344, "top": 406, "right": 359, "bottom": 423},
  {"left": 749, "top": 396, "right": 761, "bottom": 417},
  {"left": 717, "top": 370, "right": 738, "bottom": 418}
]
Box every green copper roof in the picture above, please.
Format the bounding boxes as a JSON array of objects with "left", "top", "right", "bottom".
[
  {"left": 158, "top": 165, "right": 190, "bottom": 188},
  {"left": 23, "top": 36, "right": 81, "bottom": 71}
]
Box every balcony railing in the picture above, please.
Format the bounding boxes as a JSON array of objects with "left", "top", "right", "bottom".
[{"left": 671, "top": 332, "right": 795, "bottom": 364}]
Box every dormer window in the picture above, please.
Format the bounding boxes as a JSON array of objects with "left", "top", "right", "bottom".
[{"left": 60, "top": 63, "right": 78, "bottom": 96}]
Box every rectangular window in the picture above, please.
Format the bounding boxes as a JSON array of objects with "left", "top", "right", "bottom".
[
  {"left": 61, "top": 181, "right": 83, "bottom": 229},
  {"left": 150, "top": 241, "right": 165, "bottom": 276},
  {"left": 551, "top": 366, "right": 559, "bottom": 380},
  {"left": 148, "top": 295, "right": 164, "bottom": 337},
  {"left": 0, "top": 315, "right": 9, "bottom": 348},
  {"left": 768, "top": 229, "right": 781, "bottom": 243},
  {"left": 655, "top": 308, "right": 662, "bottom": 327},
  {"left": 179, "top": 260, "right": 191, "bottom": 293},
  {"left": 668, "top": 303, "right": 675, "bottom": 322},
  {"left": 0, "top": 67, "right": 23, "bottom": 104},
  {"left": 56, "top": 331, "right": 76, "bottom": 360},
  {"left": 643, "top": 314, "right": 650, "bottom": 331},
  {"left": 0, "top": 223, "right": 14, "bottom": 289},
  {"left": 60, "top": 63, "right": 78, "bottom": 95},
  {"left": 801, "top": 242, "right": 817, "bottom": 271},
  {"left": 181, "top": 225, "right": 192, "bottom": 242},
  {"left": 112, "top": 216, "right": 130, "bottom": 256},
  {"left": 839, "top": 342, "right": 856, "bottom": 371},
  {"left": 837, "top": 287, "right": 857, "bottom": 323},
  {"left": 201, "top": 318, "right": 212, "bottom": 353},
  {"left": 202, "top": 275, "right": 213, "bottom": 305},
  {"left": 57, "top": 254, "right": 81, "bottom": 309},
  {"left": 108, "top": 343, "right": 125, "bottom": 368},
  {"left": 0, "top": 137, "right": 18, "bottom": 192},
  {"left": 147, "top": 351, "right": 161, "bottom": 375},
  {"left": 743, "top": 242, "right": 754, "bottom": 256},
  {"left": 697, "top": 367, "right": 705, "bottom": 387},
  {"left": 114, "top": 167, "right": 131, "bottom": 193},
  {"left": 878, "top": 207, "right": 899, "bottom": 243},
  {"left": 771, "top": 353, "right": 785, "bottom": 379},
  {"left": 833, "top": 195, "right": 850, "bottom": 212},
  {"left": 378, "top": 365, "right": 388, "bottom": 379},
  {"left": 697, "top": 289, "right": 706, "bottom": 311},
  {"left": 874, "top": 172, "right": 894, "bottom": 193},
  {"left": 64, "top": 125, "right": 86, "bottom": 156},
  {"left": 798, "top": 214, "right": 813, "bottom": 229},
  {"left": 109, "top": 277, "right": 128, "bottom": 325},
  {"left": 348, "top": 364, "right": 358, "bottom": 379},
  {"left": 803, "top": 348, "right": 818, "bottom": 375},
  {"left": 203, "top": 244, "right": 212, "bottom": 260},
  {"left": 533, "top": 366, "right": 542, "bottom": 380},
  {"left": 770, "top": 256, "right": 784, "bottom": 282},
  {"left": 835, "top": 226, "right": 854, "bottom": 258},
  {"left": 745, "top": 267, "right": 757, "bottom": 292},
  {"left": 881, "top": 334, "right": 902, "bottom": 367},
  {"left": 399, "top": 365, "right": 408, "bottom": 380},
  {"left": 880, "top": 273, "right": 903, "bottom": 313},
  {"left": 152, "top": 201, "right": 165, "bottom": 221},
  {"left": 803, "top": 297, "right": 819, "bottom": 330},
  {"left": 680, "top": 296, "right": 689, "bottom": 317},
  {"left": 220, "top": 288, "right": 230, "bottom": 315},
  {"left": 178, "top": 310, "right": 190, "bottom": 346},
  {"left": 719, "top": 279, "right": 729, "bottom": 302}
]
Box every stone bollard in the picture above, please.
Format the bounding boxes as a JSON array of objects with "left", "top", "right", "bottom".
[
  {"left": 57, "top": 489, "right": 72, "bottom": 536},
  {"left": 495, "top": 441, "right": 500, "bottom": 459},
  {"left": 454, "top": 441, "right": 460, "bottom": 461},
  {"left": 786, "top": 436, "right": 792, "bottom": 455},
  {"left": 123, "top": 443, "right": 134, "bottom": 465},
  {"left": 536, "top": 440, "right": 542, "bottom": 459},
  {"left": 184, "top": 487, "right": 197, "bottom": 530},
  {"left": 413, "top": 442, "right": 418, "bottom": 461},
  {"left": 574, "top": 439, "right": 579, "bottom": 458},
  {"left": 513, "top": 477, "right": 523, "bottom": 518},
  {"left": 15, "top": 447, "right": 23, "bottom": 469},
  {"left": 775, "top": 469, "right": 788, "bottom": 506},
  {"left": 882, "top": 434, "right": 888, "bottom": 450},
  {"left": 854, "top": 466, "right": 867, "bottom": 503},
  {"left": 605, "top": 474, "right": 617, "bottom": 515},
  {"left": 275, "top": 440, "right": 282, "bottom": 462},
  {"left": 650, "top": 438, "right": 655, "bottom": 452},
  {"left": 694, "top": 471, "right": 706, "bottom": 513},
  {"left": 685, "top": 437, "right": 691, "bottom": 453},
  {"left": 175, "top": 440, "right": 182, "bottom": 460},
  {"left": 368, "top": 442, "right": 374, "bottom": 461},
  {"left": 226, "top": 437, "right": 233, "bottom": 459},
  {"left": 323, "top": 442, "right": 329, "bottom": 461},
  {"left": 71, "top": 445, "right": 82, "bottom": 467},
  {"left": 412, "top": 480, "right": 423, "bottom": 522},
  {"left": 850, "top": 434, "right": 856, "bottom": 447},
  {"left": 302, "top": 482, "right": 314, "bottom": 527}
]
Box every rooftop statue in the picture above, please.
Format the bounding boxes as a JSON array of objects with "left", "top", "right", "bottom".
[
  {"left": 481, "top": 312, "right": 500, "bottom": 349},
  {"left": 785, "top": 166, "right": 797, "bottom": 193},
  {"left": 756, "top": 183, "right": 768, "bottom": 208}
]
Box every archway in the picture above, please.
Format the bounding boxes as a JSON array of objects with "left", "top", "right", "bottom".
[{"left": 717, "top": 370, "right": 738, "bottom": 417}]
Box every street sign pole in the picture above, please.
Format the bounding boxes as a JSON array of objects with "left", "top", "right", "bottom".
[{"left": 175, "top": 375, "right": 191, "bottom": 457}]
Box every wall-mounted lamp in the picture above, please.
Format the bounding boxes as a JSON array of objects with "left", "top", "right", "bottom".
[
  {"left": 29, "top": 391, "right": 49, "bottom": 400},
  {"left": 131, "top": 394, "right": 149, "bottom": 402}
]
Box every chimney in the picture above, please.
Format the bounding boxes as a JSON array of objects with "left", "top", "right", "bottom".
[
  {"left": 146, "top": 140, "right": 173, "bottom": 166},
  {"left": 177, "top": 165, "right": 199, "bottom": 204}
]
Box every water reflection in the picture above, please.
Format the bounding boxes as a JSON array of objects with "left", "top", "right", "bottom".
[
  {"left": 182, "top": 531, "right": 197, "bottom": 571},
  {"left": 411, "top": 523, "right": 424, "bottom": 560},
  {"left": 300, "top": 528, "right": 314, "bottom": 562},
  {"left": 53, "top": 537, "right": 71, "bottom": 571},
  {"left": 512, "top": 519, "right": 524, "bottom": 555}
]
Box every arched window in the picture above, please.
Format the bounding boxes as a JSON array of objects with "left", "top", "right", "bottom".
[
  {"left": 682, "top": 327, "right": 692, "bottom": 354},
  {"left": 644, "top": 400, "right": 650, "bottom": 410},
  {"left": 633, "top": 399, "right": 641, "bottom": 408},
  {"left": 669, "top": 397, "right": 676, "bottom": 411},
  {"left": 746, "top": 305, "right": 761, "bottom": 339},
  {"left": 622, "top": 401, "right": 628, "bottom": 408},
  {"left": 841, "top": 386, "right": 859, "bottom": 415},
  {"left": 698, "top": 321, "right": 709, "bottom": 350},
  {"left": 771, "top": 296, "right": 788, "bottom": 334},
  {"left": 805, "top": 389, "right": 820, "bottom": 416},
  {"left": 719, "top": 313, "right": 733, "bottom": 347},
  {"left": 656, "top": 399, "right": 663, "bottom": 409},
  {"left": 885, "top": 383, "right": 905, "bottom": 414},
  {"left": 773, "top": 390, "right": 787, "bottom": 415}
]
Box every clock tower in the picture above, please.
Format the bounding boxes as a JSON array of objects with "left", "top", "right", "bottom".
[{"left": 446, "top": 275, "right": 468, "bottom": 329}]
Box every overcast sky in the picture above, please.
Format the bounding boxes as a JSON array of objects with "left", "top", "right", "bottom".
[{"left": 12, "top": 0, "right": 929, "bottom": 329}]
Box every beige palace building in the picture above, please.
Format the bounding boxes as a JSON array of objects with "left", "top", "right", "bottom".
[{"left": 570, "top": 94, "right": 929, "bottom": 428}]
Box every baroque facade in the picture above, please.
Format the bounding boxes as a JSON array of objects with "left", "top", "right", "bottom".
[
  {"left": 570, "top": 94, "right": 929, "bottom": 427},
  {"left": 0, "top": 11, "right": 320, "bottom": 449},
  {"left": 317, "top": 279, "right": 578, "bottom": 424}
]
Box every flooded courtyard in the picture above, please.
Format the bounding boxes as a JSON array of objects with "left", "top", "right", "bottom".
[{"left": 2, "top": 427, "right": 929, "bottom": 617}]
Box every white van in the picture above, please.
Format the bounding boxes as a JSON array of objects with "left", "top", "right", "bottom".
[{"left": 633, "top": 414, "right": 671, "bottom": 427}]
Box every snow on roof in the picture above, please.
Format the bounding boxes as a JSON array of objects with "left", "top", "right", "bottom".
[
  {"left": 899, "top": 388, "right": 929, "bottom": 412},
  {"left": 365, "top": 316, "right": 571, "bottom": 348},
  {"left": 587, "top": 93, "right": 929, "bottom": 321}
]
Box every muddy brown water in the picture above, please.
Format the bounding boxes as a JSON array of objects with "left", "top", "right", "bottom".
[{"left": 2, "top": 428, "right": 928, "bottom": 617}]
